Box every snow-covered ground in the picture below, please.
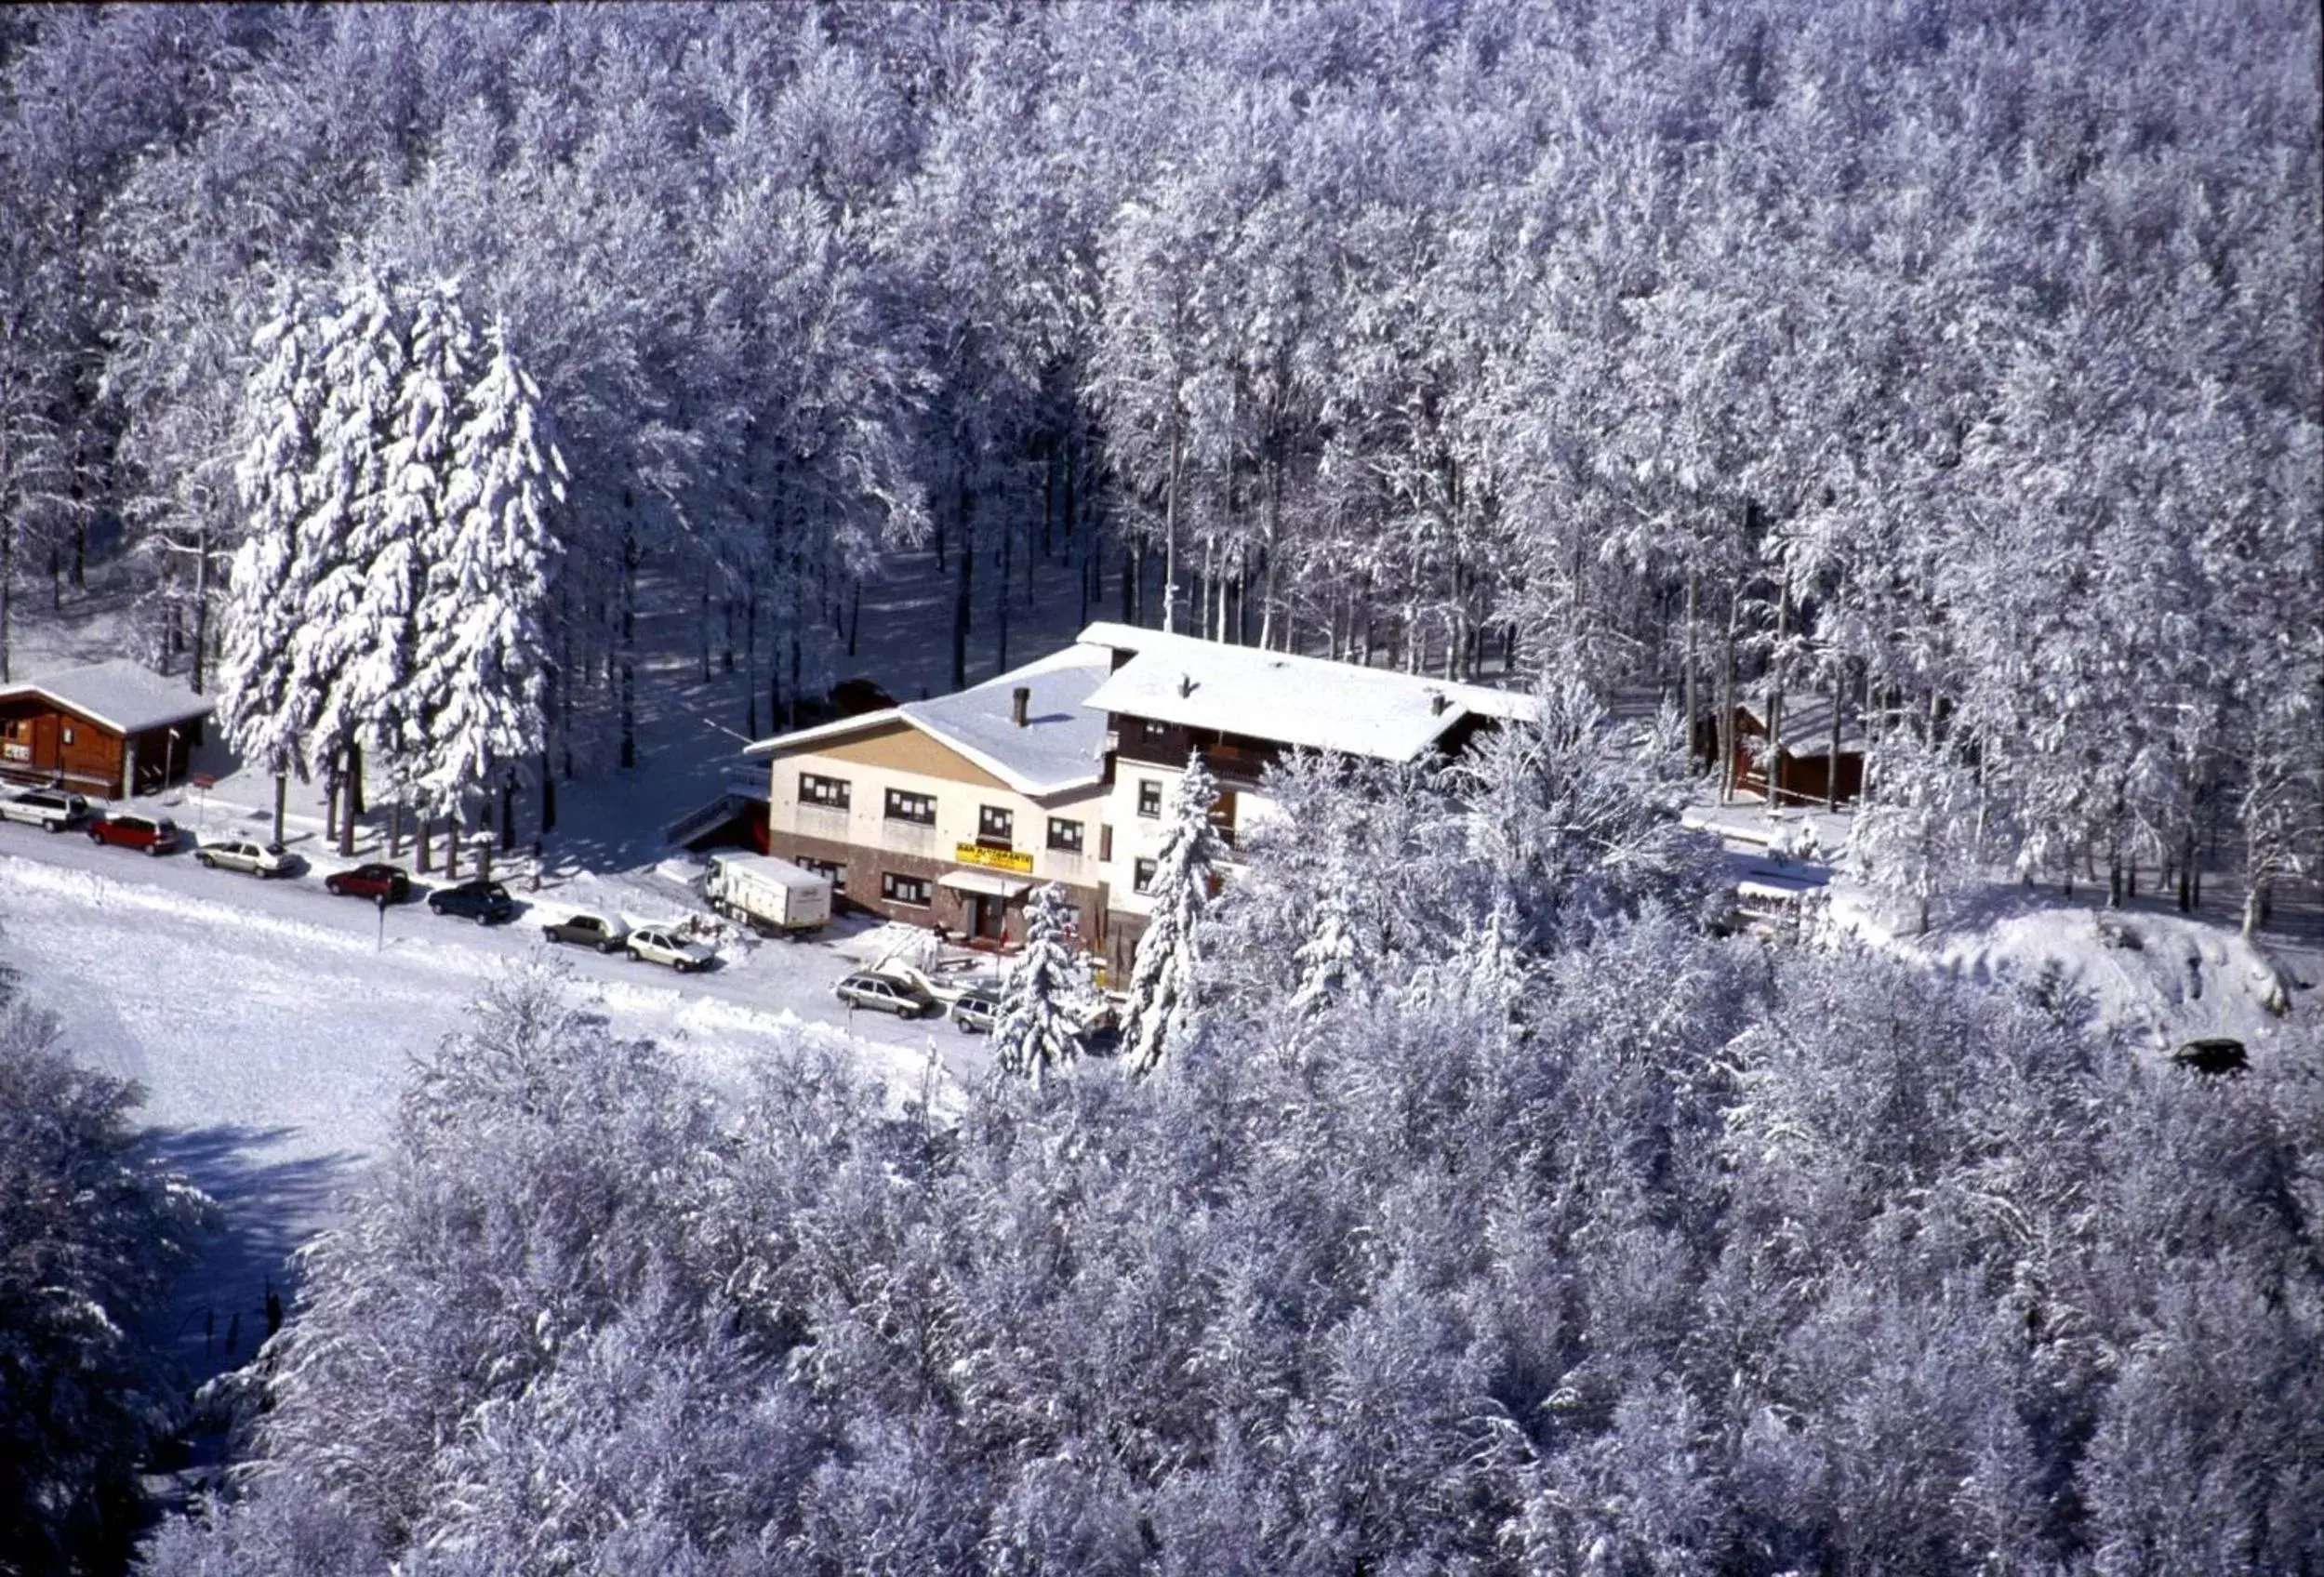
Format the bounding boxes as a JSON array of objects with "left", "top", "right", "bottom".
[
  {"left": 0, "top": 826, "right": 997, "bottom": 1391},
  {"left": 1683, "top": 797, "right": 2320, "bottom": 1063}
]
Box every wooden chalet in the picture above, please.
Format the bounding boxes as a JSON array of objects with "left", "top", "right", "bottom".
[
  {"left": 0, "top": 660, "right": 213, "bottom": 799},
  {"left": 1714, "top": 691, "right": 1865, "bottom": 807}
]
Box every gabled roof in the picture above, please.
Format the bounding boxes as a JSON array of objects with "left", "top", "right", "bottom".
[
  {"left": 1077, "top": 623, "right": 1534, "bottom": 762},
  {"left": 1737, "top": 691, "right": 1867, "bottom": 758},
  {"left": 746, "top": 643, "right": 1113, "bottom": 797},
  {"left": 0, "top": 660, "right": 214, "bottom": 735}
]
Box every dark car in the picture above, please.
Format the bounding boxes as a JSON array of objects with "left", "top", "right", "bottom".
[
  {"left": 429, "top": 880, "right": 518, "bottom": 925},
  {"left": 87, "top": 812, "right": 181, "bottom": 855},
  {"left": 542, "top": 911, "right": 631, "bottom": 952},
  {"left": 324, "top": 863, "right": 412, "bottom": 903}
]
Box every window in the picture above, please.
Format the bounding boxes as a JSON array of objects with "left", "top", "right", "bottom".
[
  {"left": 1134, "top": 858, "right": 1158, "bottom": 895},
  {"left": 1047, "top": 816, "right": 1083, "bottom": 854},
  {"left": 797, "top": 855, "right": 847, "bottom": 892},
  {"left": 977, "top": 805, "right": 1014, "bottom": 846},
  {"left": 1140, "top": 719, "right": 1169, "bottom": 743},
  {"left": 1100, "top": 824, "right": 1113, "bottom": 862},
  {"left": 1136, "top": 778, "right": 1162, "bottom": 818},
  {"left": 881, "top": 871, "right": 931, "bottom": 907},
  {"left": 799, "top": 772, "right": 851, "bottom": 811},
  {"left": 60, "top": 726, "right": 74, "bottom": 746},
  {"left": 884, "top": 788, "right": 936, "bottom": 826}
]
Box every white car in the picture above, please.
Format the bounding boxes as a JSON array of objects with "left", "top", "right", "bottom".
[
  {"left": 625, "top": 925, "right": 716, "bottom": 973},
  {"left": 880, "top": 961, "right": 1001, "bottom": 1007},
  {"left": 196, "top": 838, "right": 299, "bottom": 878},
  {"left": 0, "top": 787, "right": 89, "bottom": 831}
]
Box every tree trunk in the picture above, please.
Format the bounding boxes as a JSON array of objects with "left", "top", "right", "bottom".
[
  {"left": 1683, "top": 568, "right": 1700, "bottom": 773},
  {"left": 417, "top": 814, "right": 433, "bottom": 875},
  {"left": 1162, "top": 404, "right": 1183, "bottom": 633},
  {"left": 1765, "top": 585, "right": 1787, "bottom": 811},
  {"left": 272, "top": 772, "right": 288, "bottom": 848},
  {"left": 1826, "top": 659, "right": 1844, "bottom": 813},
  {"left": 389, "top": 800, "right": 404, "bottom": 859},
  {"left": 951, "top": 473, "right": 974, "bottom": 691},
  {"left": 446, "top": 806, "right": 462, "bottom": 880},
  {"left": 348, "top": 740, "right": 365, "bottom": 817},
  {"left": 539, "top": 750, "right": 556, "bottom": 836},
  {"left": 996, "top": 498, "right": 1012, "bottom": 673},
  {"left": 500, "top": 775, "right": 517, "bottom": 852}
]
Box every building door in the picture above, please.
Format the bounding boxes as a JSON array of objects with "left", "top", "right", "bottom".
[{"left": 970, "top": 895, "right": 1005, "bottom": 941}]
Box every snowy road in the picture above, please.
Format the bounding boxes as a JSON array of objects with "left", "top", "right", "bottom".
[{"left": 0, "top": 820, "right": 988, "bottom": 1386}]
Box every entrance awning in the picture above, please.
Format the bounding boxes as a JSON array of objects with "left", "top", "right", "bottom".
[{"left": 938, "top": 869, "right": 1033, "bottom": 899}]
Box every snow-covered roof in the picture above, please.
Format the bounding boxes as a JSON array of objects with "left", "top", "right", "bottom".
[
  {"left": 747, "top": 643, "right": 1113, "bottom": 798},
  {"left": 1737, "top": 691, "right": 1867, "bottom": 757},
  {"left": 0, "top": 659, "right": 214, "bottom": 736},
  {"left": 1077, "top": 624, "right": 1534, "bottom": 762}
]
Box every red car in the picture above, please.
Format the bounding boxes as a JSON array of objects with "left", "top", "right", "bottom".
[
  {"left": 86, "top": 812, "right": 181, "bottom": 855},
  {"left": 325, "top": 863, "right": 413, "bottom": 903}
]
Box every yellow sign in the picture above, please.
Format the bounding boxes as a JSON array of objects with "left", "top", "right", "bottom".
[{"left": 955, "top": 842, "right": 1034, "bottom": 874}]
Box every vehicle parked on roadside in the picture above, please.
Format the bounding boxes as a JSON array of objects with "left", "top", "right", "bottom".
[
  {"left": 542, "top": 911, "right": 631, "bottom": 952},
  {"left": 950, "top": 990, "right": 1002, "bottom": 1034},
  {"left": 881, "top": 961, "right": 999, "bottom": 1007},
  {"left": 705, "top": 850, "right": 831, "bottom": 937},
  {"left": 834, "top": 971, "right": 941, "bottom": 1018},
  {"left": 429, "top": 880, "right": 518, "bottom": 925},
  {"left": 0, "top": 787, "right": 90, "bottom": 831},
  {"left": 86, "top": 812, "right": 181, "bottom": 855},
  {"left": 626, "top": 925, "right": 716, "bottom": 973},
  {"left": 324, "top": 863, "right": 412, "bottom": 903},
  {"left": 195, "top": 839, "right": 299, "bottom": 878}
]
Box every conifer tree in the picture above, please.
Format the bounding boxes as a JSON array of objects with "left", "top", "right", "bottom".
[
  {"left": 1122, "top": 752, "right": 1226, "bottom": 1076},
  {"left": 219, "top": 281, "right": 326, "bottom": 845},
  {"left": 991, "top": 883, "right": 1092, "bottom": 1087},
  {"left": 415, "top": 315, "right": 562, "bottom": 841}
]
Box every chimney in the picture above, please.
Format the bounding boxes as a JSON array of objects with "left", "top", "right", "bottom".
[
  {"left": 1012, "top": 686, "right": 1030, "bottom": 727},
  {"left": 1177, "top": 673, "right": 1195, "bottom": 698},
  {"left": 1430, "top": 691, "right": 1451, "bottom": 715}
]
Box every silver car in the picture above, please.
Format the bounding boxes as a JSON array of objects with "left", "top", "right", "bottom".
[
  {"left": 950, "top": 991, "right": 1002, "bottom": 1035},
  {"left": 196, "top": 838, "right": 299, "bottom": 877},
  {"left": 834, "top": 972, "right": 940, "bottom": 1018},
  {"left": 625, "top": 925, "right": 716, "bottom": 973}
]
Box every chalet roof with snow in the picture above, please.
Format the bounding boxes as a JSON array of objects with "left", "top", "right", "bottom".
[
  {"left": 1076, "top": 622, "right": 1534, "bottom": 762},
  {"left": 746, "top": 643, "right": 1113, "bottom": 797},
  {"left": 1735, "top": 691, "right": 1867, "bottom": 758},
  {"left": 0, "top": 659, "right": 214, "bottom": 736}
]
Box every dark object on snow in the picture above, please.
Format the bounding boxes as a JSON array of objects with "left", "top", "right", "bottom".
[
  {"left": 265, "top": 1285, "right": 283, "bottom": 1338},
  {"left": 2171, "top": 1038, "right": 2247, "bottom": 1076}
]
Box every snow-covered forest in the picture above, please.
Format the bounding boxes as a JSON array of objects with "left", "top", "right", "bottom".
[
  {"left": 0, "top": 0, "right": 2316, "bottom": 895},
  {"left": 130, "top": 717, "right": 2322, "bottom": 1573},
  {"left": 1, "top": 0, "right": 2319, "bottom": 1570}
]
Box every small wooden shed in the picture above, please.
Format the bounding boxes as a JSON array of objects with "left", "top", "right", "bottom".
[
  {"left": 0, "top": 660, "right": 214, "bottom": 799},
  {"left": 1719, "top": 691, "right": 1866, "bottom": 807}
]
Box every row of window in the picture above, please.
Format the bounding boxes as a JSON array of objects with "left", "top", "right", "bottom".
[
  {"left": 799, "top": 855, "right": 1160, "bottom": 909},
  {"left": 798, "top": 772, "right": 1089, "bottom": 852}
]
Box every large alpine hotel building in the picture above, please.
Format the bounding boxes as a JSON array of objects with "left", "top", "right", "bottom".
[{"left": 748, "top": 622, "right": 1532, "bottom": 976}]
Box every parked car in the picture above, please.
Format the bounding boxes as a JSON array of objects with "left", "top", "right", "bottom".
[
  {"left": 429, "top": 880, "right": 518, "bottom": 925},
  {"left": 86, "top": 812, "right": 181, "bottom": 855},
  {"left": 324, "top": 863, "right": 412, "bottom": 903},
  {"left": 834, "top": 971, "right": 940, "bottom": 1018},
  {"left": 196, "top": 839, "right": 299, "bottom": 878},
  {"left": 626, "top": 925, "right": 716, "bottom": 973},
  {"left": 883, "top": 961, "right": 999, "bottom": 1007},
  {"left": 0, "top": 787, "right": 89, "bottom": 831},
  {"left": 542, "top": 911, "right": 631, "bottom": 952},
  {"left": 950, "top": 990, "right": 1002, "bottom": 1035}
]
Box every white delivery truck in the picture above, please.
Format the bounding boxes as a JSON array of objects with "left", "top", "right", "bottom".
[{"left": 706, "top": 850, "right": 833, "bottom": 938}]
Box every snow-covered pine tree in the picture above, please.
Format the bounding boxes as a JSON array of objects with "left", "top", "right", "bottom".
[
  {"left": 292, "top": 269, "right": 405, "bottom": 843},
  {"left": 990, "top": 882, "right": 1093, "bottom": 1087},
  {"left": 219, "top": 281, "right": 326, "bottom": 845},
  {"left": 1122, "top": 751, "right": 1227, "bottom": 1077},
  {"left": 373, "top": 280, "right": 475, "bottom": 842},
  {"left": 1288, "top": 887, "right": 1359, "bottom": 1019},
  {"left": 414, "top": 315, "right": 562, "bottom": 853}
]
